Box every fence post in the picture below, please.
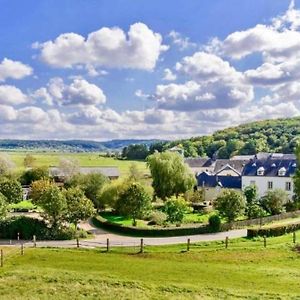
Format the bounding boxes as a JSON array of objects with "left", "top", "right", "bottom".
[
  {"left": 264, "top": 236, "right": 267, "bottom": 248},
  {"left": 225, "top": 236, "right": 229, "bottom": 249},
  {"left": 0, "top": 249, "right": 3, "bottom": 267},
  {"left": 33, "top": 235, "right": 36, "bottom": 248},
  {"left": 21, "top": 244, "right": 24, "bottom": 255},
  {"left": 17, "top": 232, "right": 20, "bottom": 241},
  {"left": 293, "top": 231, "right": 296, "bottom": 244},
  {"left": 106, "top": 238, "right": 110, "bottom": 252},
  {"left": 140, "top": 238, "right": 144, "bottom": 253},
  {"left": 187, "top": 238, "right": 190, "bottom": 252},
  {"left": 76, "top": 238, "right": 79, "bottom": 248}
]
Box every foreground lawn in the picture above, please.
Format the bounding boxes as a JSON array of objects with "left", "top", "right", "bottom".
[
  {"left": 0, "top": 235, "right": 300, "bottom": 299},
  {"left": 3, "top": 151, "right": 148, "bottom": 176}
]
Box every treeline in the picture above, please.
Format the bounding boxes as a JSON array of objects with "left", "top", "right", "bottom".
[
  {"left": 122, "top": 117, "right": 300, "bottom": 159},
  {"left": 0, "top": 139, "right": 160, "bottom": 152}
]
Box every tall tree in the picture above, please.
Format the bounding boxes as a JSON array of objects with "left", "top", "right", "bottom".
[
  {"left": 23, "top": 154, "right": 36, "bottom": 168},
  {"left": 58, "top": 157, "right": 80, "bottom": 180},
  {"left": 0, "top": 179, "right": 23, "bottom": 204},
  {"left": 64, "top": 187, "right": 95, "bottom": 229},
  {"left": 65, "top": 173, "right": 108, "bottom": 209},
  {"left": 0, "top": 154, "right": 15, "bottom": 176},
  {"left": 30, "top": 179, "right": 54, "bottom": 203},
  {"left": 0, "top": 193, "right": 8, "bottom": 219},
  {"left": 115, "top": 182, "right": 152, "bottom": 226},
  {"left": 39, "top": 186, "right": 67, "bottom": 228},
  {"left": 214, "top": 189, "right": 246, "bottom": 222},
  {"left": 147, "top": 152, "right": 196, "bottom": 200}
]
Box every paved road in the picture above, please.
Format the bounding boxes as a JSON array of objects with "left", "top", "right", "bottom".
[{"left": 0, "top": 219, "right": 247, "bottom": 248}]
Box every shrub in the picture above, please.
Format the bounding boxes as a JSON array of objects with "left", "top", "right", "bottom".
[
  {"left": 247, "top": 222, "right": 300, "bottom": 238},
  {"left": 261, "top": 189, "right": 289, "bottom": 215},
  {"left": 163, "top": 196, "right": 190, "bottom": 224},
  {"left": 0, "top": 216, "right": 78, "bottom": 240},
  {"left": 208, "top": 214, "right": 221, "bottom": 232},
  {"left": 148, "top": 211, "right": 167, "bottom": 226}
]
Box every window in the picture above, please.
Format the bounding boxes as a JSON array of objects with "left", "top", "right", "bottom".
[
  {"left": 267, "top": 181, "right": 273, "bottom": 190},
  {"left": 250, "top": 180, "right": 256, "bottom": 186},
  {"left": 257, "top": 167, "right": 264, "bottom": 176},
  {"left": 286, "top": 182, "right": 291, "bottom": 191},
  {"left": 278, "top": 167, "right": 286, "bottom": 177}
]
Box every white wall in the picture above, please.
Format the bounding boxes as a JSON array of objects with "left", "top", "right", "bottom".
[{"left": 242, "top": 176, "right": 294, "bottom": 199}]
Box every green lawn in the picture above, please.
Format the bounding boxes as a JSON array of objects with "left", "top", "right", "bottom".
[
  {"left": 0, "top": 234, "right": 300, "bottom": 299},
  {"left": 2, "top": 151, "right": 148, "bottom": 177}
]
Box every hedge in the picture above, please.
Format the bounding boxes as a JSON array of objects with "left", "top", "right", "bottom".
[
  {"left": 0, "top": 216, "right": 75, "bottom": 240},
  {"left": 92, "top": 215, "right": 213, "bottom": 237},
  {"left": 247, "top": 222, "right": 300, "bottom": 238}
]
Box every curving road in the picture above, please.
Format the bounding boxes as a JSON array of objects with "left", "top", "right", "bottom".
[{"left": 0, "top": 218, "right": 247, "bottom": 248}]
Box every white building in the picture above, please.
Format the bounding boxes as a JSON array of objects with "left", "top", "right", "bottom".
[{"left": 241, "top": 153, "right": 297, "bottom": 199}]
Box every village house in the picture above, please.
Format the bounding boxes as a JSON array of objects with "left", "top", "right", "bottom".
[
  {"left": 186, "top": 153, "right": 298, "bottom": 203},
  {"left": 242, "top": 153, "right": 297, "bottom": 199}
]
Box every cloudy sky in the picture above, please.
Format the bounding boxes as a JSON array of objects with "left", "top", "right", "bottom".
[{"left": 0, "top": 0, "right": 299, "bottom": 140}]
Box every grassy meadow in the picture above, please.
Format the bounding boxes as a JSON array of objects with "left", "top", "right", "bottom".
[
  {"left": 0, "top": 234, "right": 300, "bottom": 299},
  {"left": 1, "top": 151, "right": 148, "bottom": 177}
]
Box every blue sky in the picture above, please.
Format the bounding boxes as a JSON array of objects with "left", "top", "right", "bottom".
[{"left": 0, "top": 0, "right": 299, "bottom": 140}]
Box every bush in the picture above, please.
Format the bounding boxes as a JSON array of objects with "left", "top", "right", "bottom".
[
  {"left": 208, "top": 214, "right": 221, "bottom": 232},
  {"left": 0, "top": 216, "right": 78, "bottom": 240},
  {"left": 163, "top": 196, "right": 190, "bottom": 224},
  {"left": 93, "top": 215, "right": 212, "bottom": 237},
  {"left": 247, "top": 222, "right": 300, "bottom": 238},
  {"left": 148, "top": 211, "right": 167, "bottom": 226}
]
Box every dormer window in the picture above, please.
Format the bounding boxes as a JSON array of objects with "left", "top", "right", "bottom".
[
  {"left": 271, "top": 163, "right": 276, "bottom": 168},
  {"left": 278, "top": 167, "right": 286, "bottom": 177},
  {"left": 292, "top": 163, "right": 297, "bottom": 168},
  {"left": 257, "top": 167, "right": 264, "bottom": 176},
  {"left": 252, "top": 163, "right": 257, "bottom": 167}
]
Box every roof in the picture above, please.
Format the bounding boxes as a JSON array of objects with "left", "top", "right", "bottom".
[
  {"left": 184, "top": 157, "right": 213, "bottom": 168},
  {"left": 49, "top": 166, "right": 120, "bottom": 178},
  {"left": 197, "top": 172, "right": 241, "bottom": 189},
  {"left": 213, "top": 159, "right": 248, "bottom": 174},
  {"left": 242, "top": 156, "right": 297, "bottom": 177}
]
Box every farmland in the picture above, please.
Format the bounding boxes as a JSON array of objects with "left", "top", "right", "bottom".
[{"left": 1, "top": 151, "right": 148, "bottom": 176}]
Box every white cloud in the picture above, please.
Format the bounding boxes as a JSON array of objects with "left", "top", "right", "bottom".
[
  {"left": 33, "top": 77, "right": 106, "bottom": 106},
  {"left": 0, "top": 58, "right": 32, "bottom": 82},
  {"left": 155, "top": 52, "right": 253, "bottom": 111},
  {"left": 168, "top": 30, "right": 197, "bottom": 51},
  {"left": 162, "top": 68, "right": 176, "bottom": 81},
  {"left": 34, "top": 23, "right": 168, "bottom": 70},
  {"left": 0, "top": 85, "right": 28, "bottom": 105}
]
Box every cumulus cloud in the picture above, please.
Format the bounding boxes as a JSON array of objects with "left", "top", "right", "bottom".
[
  {"left": 155, "top": 52, "right": 253, "bottom": 111},
  {"left": 34, "top": 23, "right": 168, "bottom": 70},
  {"left": 168, "top": 31, "right": 197, "bottom": 51},
  {"left": 33, "top": 77, "right": 106, "bottom": 106},
  {"left": 162, "top": 68, "right": 177, "bottom": 81},
  {"left": 0, "top": 85, "right": 28, "bottom": 105},
  {"left": 0, "top": 58, "right": 32, "bottom": 82}
]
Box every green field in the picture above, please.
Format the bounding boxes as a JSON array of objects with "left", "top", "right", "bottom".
[
  {"left": 1, "top": 151, "right": 148, "bottom": 176},
  {"left": 0, "top": 234, "right": 300, "bottom": 299}
]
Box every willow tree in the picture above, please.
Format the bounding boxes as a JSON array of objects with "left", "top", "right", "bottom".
[{"left": 147, "top": 152, "right": 196, "bottom": 200}]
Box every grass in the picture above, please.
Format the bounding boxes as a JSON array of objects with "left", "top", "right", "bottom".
[
  {"left": 8, "top": 200, "right": 37, "bottom": 212},
  {"left": 0, "top": 233, "right": 300, "bottom": 299},
  {"left": 2, "top": 151, "right": 149, "bottom": 177}
]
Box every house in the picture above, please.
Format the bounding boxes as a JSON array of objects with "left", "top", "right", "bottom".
[
  {"left": 196, "top": 164, "right": 242, "bottom": 204},
  {"left": 242, "top": 153, "right": 297, "bottom": 199},
  {"left": 185, "top": 157, "right": 214, "bottom": 174},
  {"left": 49, "top": 166, "right": 120, "bottom": 181}
]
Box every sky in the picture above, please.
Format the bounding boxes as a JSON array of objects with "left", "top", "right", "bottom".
[{"left": 0, "top": 0, "right": 299, "bottom": 141}]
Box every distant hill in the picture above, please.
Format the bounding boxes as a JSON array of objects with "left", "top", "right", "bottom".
[
  {"left": 0, "top": 139, "right": 161, "bottom": 152},
  {"left": 162, "top": 117, "right": 300, "bottom": 158}
]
